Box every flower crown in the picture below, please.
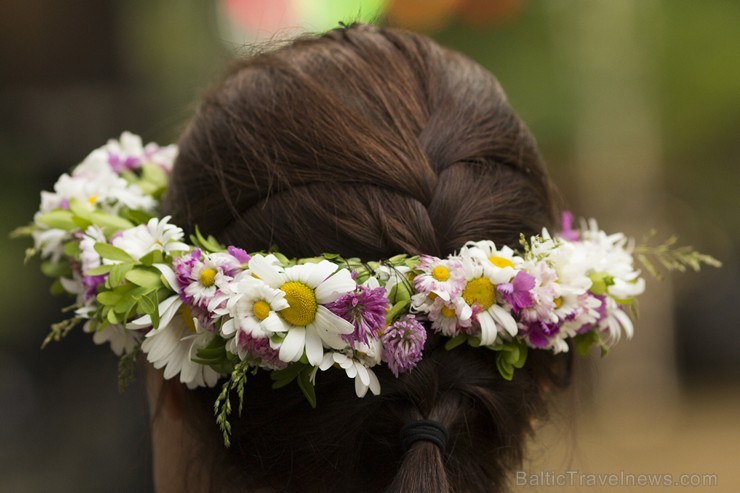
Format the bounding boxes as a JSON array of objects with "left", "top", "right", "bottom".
[{"left": 16, "top": 133, "right": 720, "bottom": 446}]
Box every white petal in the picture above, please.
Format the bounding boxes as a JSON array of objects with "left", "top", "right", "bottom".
[
  {"left": 315, "top": 269, "right": 355, "bottom": 304},
  {"left": 613, "top": 309, "right": 634, "bottom": 339},
  {"left": 154, "top": 263, "right": 179, "bottom": 293},
  {"left": 367, "top": 369, "right": 381, "bottom": 396},
  {"left": 315, "top": 305, "right": 354, "bottom": 336},
  {"left": 305, "top": 260, "right": 339, "bottom": 288},
  {"left": 318, "top": 352, "right": 335, "bottom": 371},
  {"left": 248, "top": 255, "right": 284, "bottom": 287},
  {"left": 279, "top": 328, "right": 305, "bottom": 363},
  {"left": 477, "top": 311, "right": 498, "bottom": 346},
  {"left": 221, "top": 319, "right": 236, "bottom": 337},
  {"left": 179, "top": 354, "right": 199, "bottom": 385},
  {"left": 304, "top": 326, "right": 324, "bottom": 366},
  {"left": 356, "top": 364, "right": 370, "bottom": 386},
  {"left": 490, "top": 304, "right": 518, "bottom": 337},
  {"left": 261, "top": 312, "right": 287, "bottom": 334},
  {"left": 355, "top": 376, "right": 368, "bottom": 398}
]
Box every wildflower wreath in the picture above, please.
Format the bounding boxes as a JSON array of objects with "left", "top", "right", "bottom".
[{"left": 15, "top": 133, "right": 720, "bottom": 445}]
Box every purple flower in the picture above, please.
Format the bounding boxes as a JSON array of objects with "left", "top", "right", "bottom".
[
  {"left": 227, "top": 245, "right": 250, "bottom": 264},
  {"left": 327, "top": 285, "right": 389, "bottom": 346},
  {"left": 521, "top": 320, "right": 561, "bottom": 349},
  {"left": 172, "top": 248, "right": 202, "bottom": 302},
  {"left": 82, "top": 274, "right": 107, "bottom": 301},
  {"left": 497, "top": 271, "right": 536, "bottom": 311},
  {"left": 108, "top": 152, "right": 142, "bottom": 173},
  {"left": 560, "top": 210, "right": 580, "bottom": 242},
  {"left": 236, "top": 332, "right": 286, "bottom": 370},
  {"left": 381, "top": 315, "right": 427, "bottom": 377}
]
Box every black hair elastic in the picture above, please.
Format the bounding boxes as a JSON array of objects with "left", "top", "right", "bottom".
[{"left": 400, "top": 420, "right": 449, "bottom": 453}]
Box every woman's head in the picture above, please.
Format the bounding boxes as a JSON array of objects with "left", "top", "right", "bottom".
[{"left": 158, "top": 23, "right": 569, "bottom": 493}]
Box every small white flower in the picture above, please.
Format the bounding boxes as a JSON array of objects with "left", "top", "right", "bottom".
[
  {"left": 85, "top": 323, "right": 141, "bottom": 356},
  {"left": 79, "top": 225, "right": 106, "bottom": 273},
  {"left": 460, "top": 240, "right": 521, "bottom": 283},
  {"left": 314, "top": 350, "right": 381, "bottom": 398},
  {"left": 218, "top": 276, "right": 289, "bottom": 339},
  {"left": 31, "top": 226, "right": 68, "bottom": 261},
  {"left": 112, "top": 216, "right": 189, "bottom": 261}
]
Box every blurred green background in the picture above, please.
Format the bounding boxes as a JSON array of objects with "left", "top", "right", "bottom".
[{"left": 1, "top": 1, "right": 737, "bottom": 491}]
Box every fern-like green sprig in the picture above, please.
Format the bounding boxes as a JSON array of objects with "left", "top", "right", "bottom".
[
  {"left": 117, "top": 345, "right": 142, "bottom": 393},
  {"left": 214, "top": 359, "right": 250, "bottom": 447},
  {"left": 634, "top": 231, "right": 722, "bottom": 280},
  {"left": 42, "top": 317, "right": 82, "bottom": 349}
]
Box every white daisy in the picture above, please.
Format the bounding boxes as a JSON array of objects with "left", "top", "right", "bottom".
[
  {"left": 218, "top": 276, "right": 289, "bottom": 339},
  {"left": 141, "top": 308, "right": 220, "bottom": 389},
  {"left": 111, "top": 216, "right": 189, "bottom": 261},
  {"left": 248, "top": 255, "right": 356, "bottom": 366},
  {"left": 458, "top": 255, "right": 518, "bottom": 345},
  {"left": 413, "top": 255, "right": 465, "bottom": 301},
  {"left": 459, "top": 241, "right": 519, "bottom": 285}
]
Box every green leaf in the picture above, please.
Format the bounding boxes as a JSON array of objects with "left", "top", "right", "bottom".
[
  {"left": 190, "top": 226, "right": 225, "bottom": 253},
  {"left": 138, "top": 250, "right": 164, "bottom": 266},
  {"left": 138, "top": 291, "right": 159, "bottom": 328},
  {"left": 94, "top": 243, "right": 136, "bottom": 263},
  {"left": 444, "top": 334, "right": 468, "bottom": 351},
  {"left": 139, "top": 163, "right": 169, "bottom": 196},
  {"left": 120, "top": 208, "right": 153, "bottom": 226},
  {"left": 90, "top": 211, "right": 134, "bottom": 232},
  {"left": 97, "top": 290, "right": 124, "bottom": 306},
  {"left": 85, "top": 264, "right": 113, "bottom": 276},
  {"left": 496, "top": 354, "right": 514, "bottom": 381},
  {"left": 503, "top": 345, "right": 520, "bottom": 365},
  {"left": 109, "top": 262, "right": 134, "bottom": 287},
  {"left": 297, "top": 367, "right": 317, "bottom": 408},
  {"left": 68, "top": 198, "right": 95, "bottom": 219},
  {"left": 63, "top": 241, "right": 82, "bottom": 258},
  {"left": 114, "top": 296, "right": 138, "bottom": 316},
  {"left": 515, "top": 344, "right": 528, "bottom": 368},
  {"left": 36, "top": 210, "right": 76, "bottom": 230},
  {"left": 385, "top": 300, "right": 410, "bottom": 325},
  {"left": 270, "top": 363, "right": 304, "bottom": 389},
  {"left": 125, "top": 268, "right": 163, "bottom": 289},
  {"left": 573, "top": 330, "right": 601, "bottom": 357},
  {"left": 9, "top": 224, "right": 34, "bottom": 239}
]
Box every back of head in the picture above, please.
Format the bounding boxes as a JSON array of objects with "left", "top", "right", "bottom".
[{"left": 163, "top": 23, "right": 569, "bottom": 493}]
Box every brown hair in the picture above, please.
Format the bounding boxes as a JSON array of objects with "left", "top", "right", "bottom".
[{"left": 163, "top": 23, "right": 570, "bottom": 493}]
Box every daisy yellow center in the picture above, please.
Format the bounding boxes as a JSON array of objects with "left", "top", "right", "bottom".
[
  {"left": 87, "top": 194, "right": 99, "bottom": 205},
  {"left": 253, "top": 300, "right": 271, "bottom": 321},
  {"left": 462, "top": 277, "right": 496, "bottom": 310},
  {"left": 199, "top": 268, "right": 217, "bottom": 287},
  {"left": 489, "top": 256, "right": 514, "bottom": 269},
  {"left": 279, "top": 281, "right": 317, "bottom": 327},
  {"left": 440, "top": 306, "right": 456, "bottom": 318},
  {"left": 179, "top": 306, "right": 197, "bottom": 334},
  {"left": 431, "top": 265, "right": 450, "bottom": 282},
  {"left": 554, "top": 297, "right": 563, "bottom": 308}
]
